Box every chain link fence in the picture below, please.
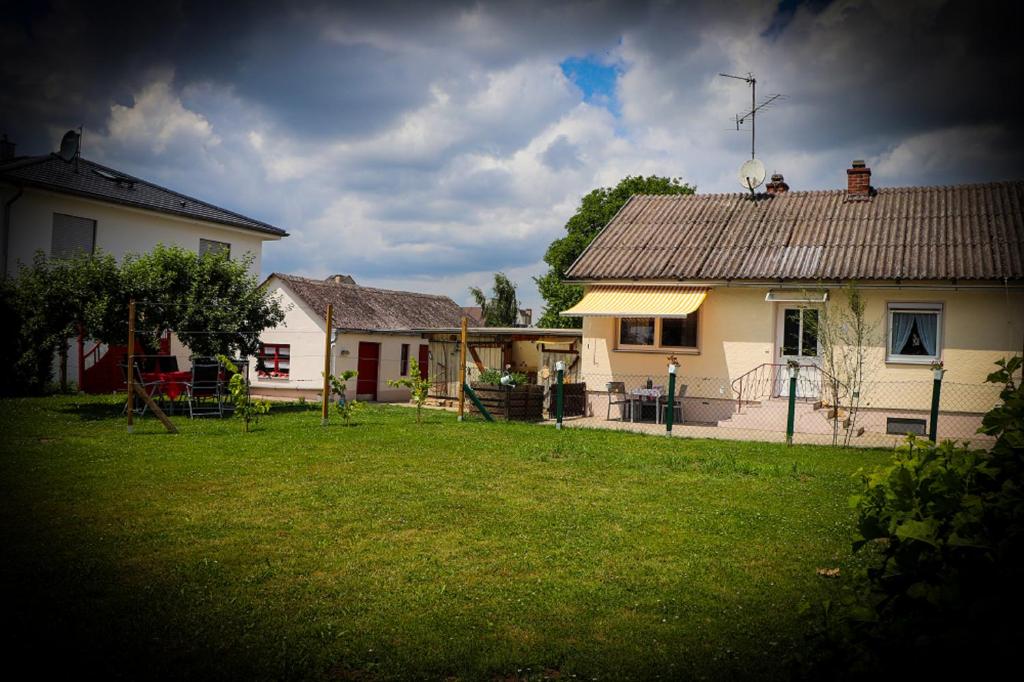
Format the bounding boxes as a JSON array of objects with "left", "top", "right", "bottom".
[{"left": 556, "top": 368, "right": 1001, "bottom": 449}]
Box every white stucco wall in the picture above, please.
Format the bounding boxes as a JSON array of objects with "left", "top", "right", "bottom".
[
  {"left": 5, "top": 188, "right": 272, "bottom": 276},
  {"left": 249, "top": 277, "right": 429, "bottom": 403}
]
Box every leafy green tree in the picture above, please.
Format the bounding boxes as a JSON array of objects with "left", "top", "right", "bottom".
[
  {"left": 388, "top": 358, "right": 432, "bottom": 423},
  {"left": 11, "top": 251, "right": 121, "bottom": 391},
  {"left": 535, "top": 175, "right": 695, "bottom": 328},
  {"left": 106, "top": 245, "right": 285, "bottom": 358},
  {"left": 469, "top": 272, "right": 521, "bottom": 327}
]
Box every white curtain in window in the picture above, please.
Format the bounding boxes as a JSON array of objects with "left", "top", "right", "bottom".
[
  {"left": 891, "top": 312, "right": 916, "bottom": 354},
  {"left": 914, "top": 313, "right": 937, "bottom": 356}
]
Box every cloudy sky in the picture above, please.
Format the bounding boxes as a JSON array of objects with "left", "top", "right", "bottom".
[{"left": 2, "top": 0, "right": 1020, "bottom": 315}]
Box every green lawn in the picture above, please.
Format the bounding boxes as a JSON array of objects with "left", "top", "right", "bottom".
[{"left": 0, "top": 395, "right": 891, "bottom": 680}]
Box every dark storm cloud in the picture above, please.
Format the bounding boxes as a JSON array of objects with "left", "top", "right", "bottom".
[{"left": 2, "top": 0, "right": 1021, "bottom": 311}]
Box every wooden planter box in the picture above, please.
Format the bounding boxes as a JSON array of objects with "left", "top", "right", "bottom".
[
  {"left": 469, "top": 383, "right": 545, "bottom": 421},
  {"left": 547, "top": 382, "right": 587, "bottom": 417}
]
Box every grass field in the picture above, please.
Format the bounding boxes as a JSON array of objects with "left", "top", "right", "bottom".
[{"left": 0, "top": 395, "right": 892, "bottom": 680}]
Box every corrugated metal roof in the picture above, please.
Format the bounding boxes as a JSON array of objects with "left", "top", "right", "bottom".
[
  {"left": 566, "top": 181, "right": 1024, "bottom": 281},
  {"left": 272, "top": 273, "right": 465, "bottom": 331},
  {"left": 0, "top": 154, "right": 287, "bottom": 237}
]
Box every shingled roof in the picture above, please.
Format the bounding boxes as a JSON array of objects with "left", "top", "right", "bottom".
[
  {"left": 0, "top": 154, "right": 287, "bottom": 237},
  {"left": 272, "top": 273, "right": 465, "bottom": 331},
  {"left": 566, "top": 181, "right": 1024, "bottom": 282}
]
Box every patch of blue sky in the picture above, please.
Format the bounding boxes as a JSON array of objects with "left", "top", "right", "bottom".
[{"left": 560, "top": 55, "right": 622, "bottom": 118}]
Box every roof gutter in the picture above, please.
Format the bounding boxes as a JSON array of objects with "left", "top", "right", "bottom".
[
  {"left": 2, "top": 187, "right": 23, "bottom": 279},
  {"left": 564, "top": 279, "right": 1024, "bottom": 292}
]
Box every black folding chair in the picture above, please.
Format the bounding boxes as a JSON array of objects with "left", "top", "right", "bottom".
[
  {"left": 187, "top": 357, "right": 224, "bottom": 418},
  {"left": 119, "top": 360, "right": 161, "bottom": 416}
]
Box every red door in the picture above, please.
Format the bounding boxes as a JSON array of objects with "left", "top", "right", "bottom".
[
  {"left": 357, "top": 342, "right": 379, "bottom": 400},
  {"left": 418, "top": 345, "right": 429, "bottom": 379}
]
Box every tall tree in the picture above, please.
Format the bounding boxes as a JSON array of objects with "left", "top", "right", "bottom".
[
  {"left": 535, "top": 175, "right": 695, "bottom": 328},
  {"left": 469, "top": 272, "right": 521, "bottom": 327},
  {"left": 12, "top": 251, "right": 121, "bottom": 391},
  {"left": 109, "top": 245, "right": 285, "bottom": 358}
]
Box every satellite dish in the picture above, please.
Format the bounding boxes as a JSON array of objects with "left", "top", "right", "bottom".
[
  {"left": 58, "top": 130, "right": 80, "bottom": 161},
  {"left": 738, "top": 158, "right": 766, "bottom": 191}
]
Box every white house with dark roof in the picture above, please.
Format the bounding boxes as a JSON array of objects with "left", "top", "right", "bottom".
[
  {"left": 253, "top": 273, "right": 466, "bottom": 402},
  {"left": 0, "top": 133, "right": 287, "bottom": 278},
  {"left": 0, "top": 132, "right": 288, "bottom": 391}
]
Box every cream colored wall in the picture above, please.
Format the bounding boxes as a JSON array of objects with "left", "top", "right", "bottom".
[
  {"left": 6, "top": 188, "right": 269, "bottom": 275},
  {"left": 332, "top": 332, "right": 429, "bottom": 402},
  {"left": 580, "top": 288, "right": 774, "bottom": 384},
  {"left": 511, "top": 340, "right": 542, "bottom": 373},
  {"left": 579, "top": 285, "right": 1024, "bottom": 408}
]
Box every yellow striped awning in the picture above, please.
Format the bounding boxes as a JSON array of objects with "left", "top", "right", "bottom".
[{"left": 560, "top": 286, "right": 708, "bottom": 318}]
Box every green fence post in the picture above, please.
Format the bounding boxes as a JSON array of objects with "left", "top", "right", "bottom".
[
  {"left": 463, "top": 383, "right": 494, "bottom": 422},
  {"left": 928, "top": 366, "right": 944, "bottom": 443},
  {"left": 786, "top": 364, "right": 798, "bottom": 446},
  {"left": 665, "top": 362, "right": 677, "bottom": 435},
  {"left": 555, "top": 360, "right": 565, "bottom": 430}
]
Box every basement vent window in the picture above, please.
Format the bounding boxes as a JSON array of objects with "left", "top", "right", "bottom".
[{"left": 886, "top": 417, "right": 927, "bottom": 436}]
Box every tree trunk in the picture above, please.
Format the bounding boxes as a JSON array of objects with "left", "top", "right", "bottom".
[{"left": 59, "top": 342, "right": 68, "bottom": 393}]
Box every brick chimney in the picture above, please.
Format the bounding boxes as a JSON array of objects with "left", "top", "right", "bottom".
[
  {"left": 847, "top": 159, "right": 872, "bottom": 198},
  {"left": 765, "top": 173, "right": 789, "bottom": 195},
  {"left": 0, "top": 134, "right": 15, "bottom": 161}
]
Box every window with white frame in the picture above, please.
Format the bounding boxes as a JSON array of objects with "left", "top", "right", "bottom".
[
  {"left": 257, "top": 343, "right": 290, "bottom": 378},
  {"left": 617, "top": 311, "right": 700, "bottom": 350},
  {"left": 887, "top": 302, "right": 942, "bottom": 362}
]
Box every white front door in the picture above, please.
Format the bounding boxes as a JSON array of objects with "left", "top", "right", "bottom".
[{"left": 776, "top": 306, "right": 821, "bottom": 398}]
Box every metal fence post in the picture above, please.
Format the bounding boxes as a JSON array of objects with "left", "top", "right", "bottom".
[
  {"left": 555, "top": 360, "right": 565, "bottom": 430},
  {"left": 665, "top": 362, "right": 677, "bottom": 435},
  {"left": 786, "top": 364, "right": 798, "bottom": 446},
  {"left": 928, "top": 367, "right": 945, "bottom": 442}
]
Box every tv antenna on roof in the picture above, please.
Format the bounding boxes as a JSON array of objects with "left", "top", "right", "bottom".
[{"left": 719, "top": 72, "right": 785, "bottom": 161}]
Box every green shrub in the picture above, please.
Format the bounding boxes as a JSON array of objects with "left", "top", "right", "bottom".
[
  {"left": 476, "top": 367, "right": 528, "bottom": 386},
  {"left": 800, "top": 357, "right": 1024, "bottom": 677}
]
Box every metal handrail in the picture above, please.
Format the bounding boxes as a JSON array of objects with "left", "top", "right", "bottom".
[{"left": 730, "top": 362, "right": 849, "bottom": 413}]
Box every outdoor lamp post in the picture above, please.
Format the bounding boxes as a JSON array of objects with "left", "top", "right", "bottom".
[
  {"left": 786, "top": 363, "right": 799, "bottom": 445},
  {"left": 665, "top": 362, "right": 678, "bottom": 435},
  {"left": 554, "top": 360, "right": 565, "bottom": 430}
]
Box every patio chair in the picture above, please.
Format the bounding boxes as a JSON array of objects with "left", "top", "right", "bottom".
[
  {"left": 155, "top": 355, "right": 179, "bottom": 372},
  {"left": 662, "top": 384, "right": 688, "bottom": 424},
  {"left": 119, "top": 360, "right": 161, "bottom": 416},
  {"left": 606, "top": 381, "right": 632, "bottom": 421},
  {"left": 187, "top": 357, "right": 225, "bottom": 418}
]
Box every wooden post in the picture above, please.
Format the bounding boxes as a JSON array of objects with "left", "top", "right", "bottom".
[
  {"left": 133, "top": 383, "right": 178, "bottom": 434},
  {"left": 127, "top": 299, "right": 136, "bottom": 433},
  {"left": 458, "top": 316, "right": 468, "bottom": 421},
  {"left": 322, "top": 303, "right": 333, "bottom": 426}
]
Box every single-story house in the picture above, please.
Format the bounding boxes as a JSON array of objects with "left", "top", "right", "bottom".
[
  {"left": 0, "top": 131, "right": 288, "bottom": 391},
  {"left": 253, "top": 273, "right": 465, "bottom": 401},
  {"left": 561, "top": 161, "right": 1023, "bottom": 438}
]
